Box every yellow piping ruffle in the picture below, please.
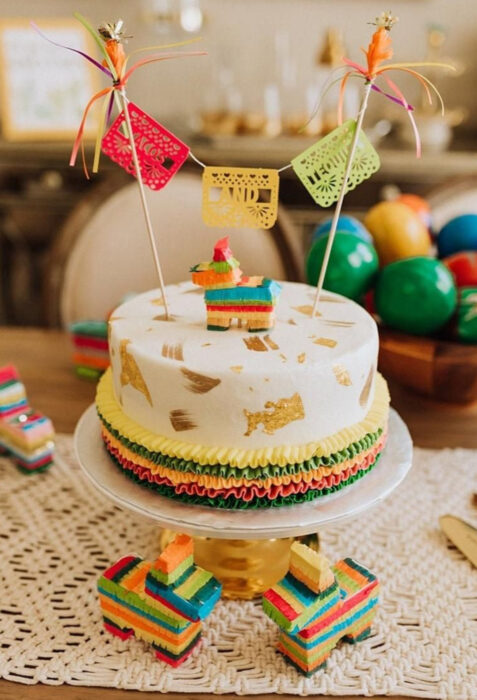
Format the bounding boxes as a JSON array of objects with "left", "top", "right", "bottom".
[{"left": 96, "top": 369, "right": 390, "bottom": 469}]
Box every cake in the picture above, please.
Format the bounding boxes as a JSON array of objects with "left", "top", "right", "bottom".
[
  {"left": 98, "top": 533, "right": 221, "bottom": 666},
  {"left": 0, "top": 364, "right": 55, "bottom": 473},
  {"left": 95, "top": 241, "right": 389, "bottom": 509},
  {"left": 263, "top": 542, "right": 379, "bottom": 675}
]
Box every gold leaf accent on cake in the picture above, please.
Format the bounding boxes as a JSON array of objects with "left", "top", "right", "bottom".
[
  {"left": 297, "top": 353, "right": 306, "bottom": 364},
  {"left": 119, "top": 340, "right": 152, "bottom": 405},
  {"left": 292, "top": 305, "right": 321, "bottom": 317},
  {"left": 264, "top": 334, "right": 279, "bottom": 350},
  {"left": 313, "top": 337, "right": 337, "bottom": 348},
  {"left": 333, "top": 363, "right": 352, "bottom": 386},
  {"left": 151, "top": 297, "right": 165, "bottom": 306},
  {"left": 249, "top": 386, "right": 254, "bottom": 392},
  {"left": 264, "top": 377, "right": 270, "bottom": 382},
  {"left": 202, "top": 343, "right": 212, "bottom": 347},
  {"left": 288, "top": 319, "right": 297, "bottom": 325},
  {"left": 244, "top": 393, "right": 305, "bottom": 436},
  {"left": 280, "top": 353, "right": 287, "bottom": 363},
  {"left": 323, "top": 320, "right": 355, "bottom": 328},
  {"left": 230, "top": 366, "right": 243, "bottom": 373},
  {"left": 180, "top": 367, "right": 221, "bottom": 394},
  {"left": 161, "top": 343, "right": 184, "bottom": 361},
  {"left": 243, "top": 336, "right": 268, "bottom": 352},
  {"left": 359, "top": 366, "right": 375, "bottom": 409},
  {"left": 169, "top": 409, "right": 197, "bottom": 432}
]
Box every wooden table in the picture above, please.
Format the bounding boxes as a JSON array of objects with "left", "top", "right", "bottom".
[{"left": 1, "top": 326, "right": 476, "bottom": 700}]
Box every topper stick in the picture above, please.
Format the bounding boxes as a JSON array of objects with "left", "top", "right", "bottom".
[
  {"left": 118, "top": 88, "right": 170, "bottom": 319},
  {"left": 312, "top": 79, "right": 374, "bottom": 316}
]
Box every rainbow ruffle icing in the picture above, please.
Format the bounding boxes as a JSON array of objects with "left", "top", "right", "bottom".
[
  {"left": 96, "top": 370, "right": 389, "bottom": 509},
  {"left": 0, "top": 365, "right": 54, "bottom": 473},
  {"left": 263, "top": 544, "right": 379, "bottom": 675},
  {"left": 70, "top": 320, "right": 109, "bottom": 380},
  {"left": 98, "top": 534, "right": 221, "bottom": 666}
]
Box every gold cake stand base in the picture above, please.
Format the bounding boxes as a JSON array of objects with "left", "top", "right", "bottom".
[{"left": 158, "top": 530, "right": 319, "bottom": 599}]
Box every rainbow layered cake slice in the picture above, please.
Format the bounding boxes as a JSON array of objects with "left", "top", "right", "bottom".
[
  {"left": 98, "top": 534, "right": 221, "bottom": 666},
  {"left": 70, "top": 320, "right": 110, "bottom": 380},
  {"left": 95, "top": 239, "right": 389, "bottom": 509},
  {"left": 263, "top": 543, "right": 379, "bottom": 675},
  {"left": 0, "top": 365, "right": 55, "bottom": 472}
]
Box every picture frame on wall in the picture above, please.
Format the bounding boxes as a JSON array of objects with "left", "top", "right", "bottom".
[{"left": 0, "top": 18, "right": 100, "bottom": 141}]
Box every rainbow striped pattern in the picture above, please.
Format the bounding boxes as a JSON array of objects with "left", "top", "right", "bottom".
[
  {"left": 97, "top": 534, "right": 222, "bottom": 666},
  {"left": 0, "top": 365, "right": 54, "bottom": 473},
  {"left": 70, "top": 320, "right": 109, "bottom": 380},
  {"left": 263, "top": 543, "right": 379, "bottom": 676},
  {"left": 191, "top": 237, "right": 281, "bottom": 332}
]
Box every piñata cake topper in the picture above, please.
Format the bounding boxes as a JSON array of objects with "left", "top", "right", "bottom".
[
  {"left": 35, "top": 10, "right": 451, "bottom": 320},
  {"left": 303, "top": 10, "right": 453, "bottom": 314},
  {"left": 263, "top": 542, "right": 379, "bottom": 676},
  {"left": 191, "top": 237, "right": 282, "bottom": 332},
  {"left": 33, "top": 15, "right": 205, "bottom": 319}
]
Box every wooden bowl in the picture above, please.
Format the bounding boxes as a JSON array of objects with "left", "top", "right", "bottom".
[{"left": 378, "top": 328, "right": 477, "bottom": 404}]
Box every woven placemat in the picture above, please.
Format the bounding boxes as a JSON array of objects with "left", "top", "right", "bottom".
[{"left": 0, "top": 437, "right": 476, "bottom": 698}]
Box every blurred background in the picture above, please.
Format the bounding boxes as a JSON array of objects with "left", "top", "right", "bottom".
[{"left": 0, "top": 0, "right": 474, "bottom": 327}]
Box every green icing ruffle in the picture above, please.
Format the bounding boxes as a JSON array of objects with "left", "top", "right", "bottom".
[
  {"left": 98, "top": 409, "right": 383, "bottom": 481},
  {"left": 104, "top": 447, "right": 381, "bottom": 510}
]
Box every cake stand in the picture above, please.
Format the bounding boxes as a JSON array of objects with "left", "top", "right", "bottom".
[{"left": 74, "top": 406, "right": 412, "bottom": 599}]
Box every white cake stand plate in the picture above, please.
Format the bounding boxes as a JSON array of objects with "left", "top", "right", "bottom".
[{"left": 74, "top": 406, "right": 412, "bottom": 540}]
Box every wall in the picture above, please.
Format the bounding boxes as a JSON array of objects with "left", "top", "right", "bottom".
[{"left": 0, "top": 0, "right": 475, "bottom": 129}]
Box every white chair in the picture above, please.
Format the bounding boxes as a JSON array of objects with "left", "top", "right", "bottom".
[{"left": 47, "top": 171, "right": 304, "bottom": 327}]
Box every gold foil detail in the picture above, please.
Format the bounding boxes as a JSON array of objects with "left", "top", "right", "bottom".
[
  {"left": 244, "top": 393, "right": 305, "bottom": 436},
  {"left": 313, "top": 337, "right": 337, "bottom": 348},
  {"left": 264, "top": 334, "right": 279, "bottom": 350},
  {"left": 297, "top": 352, "right": 306, "bottom": 364},
  {"left": 230, "top": 366, "right": 243, "bottom": 373},
  {"left": 169, "top": 409, "right": 197, "bottom": 432},
  {"left": 119, "top": 339, "right": 152, "bottom": 405},
  {"left": 180, "top": 367, "right": 221, "bottom": 394},
  {"left": 333, "top": 363, "right": 352, "bottom": 386},
  {"left": 154, "top": 314, "right": 176, "bottom": 322},
  {"left": 288, "top": 319, "right": 297, "bottom": 325},
  {"left": 243, "top": 336, "right": 268, "bottom": 352},
  {"left": 360, "top": 366, "right": 375, "bottom": 408},
  {"left": 202, "top": 343, "right": 212, "bottom": 347},
  {"left": 292, "top": 304, "right": 321, "bottom": 317},
  {"left": 151, "top": 297, "right": 165, "bottom": 306},
  {"left": 162, "top": 343, "right": 184, "bottom": 361},
  {"left": 280, "top": 353, "right": 287, "bottom": 363},
  {"left": 324, "top": 320, "right": 355, "bottom": 328}
]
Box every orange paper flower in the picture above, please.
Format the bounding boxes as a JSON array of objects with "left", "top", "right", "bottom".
[
  {"left": 103, "top": 39, "right": 126, "bottom": 77},
  {"left": 363, "top": 26, "right": 393, "bottom": 79}
]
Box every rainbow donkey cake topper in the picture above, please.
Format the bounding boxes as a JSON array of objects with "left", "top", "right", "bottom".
[
  {"left": 191, "top": 237, "right": 281, "bottom": 332},
  {"left": 263, "top": 542, "right": 379, "bottom": 676}
]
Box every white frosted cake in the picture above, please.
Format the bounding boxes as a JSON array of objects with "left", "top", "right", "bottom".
[{"left": 96, "top": 278, "right": 390, "bottom": 510}]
